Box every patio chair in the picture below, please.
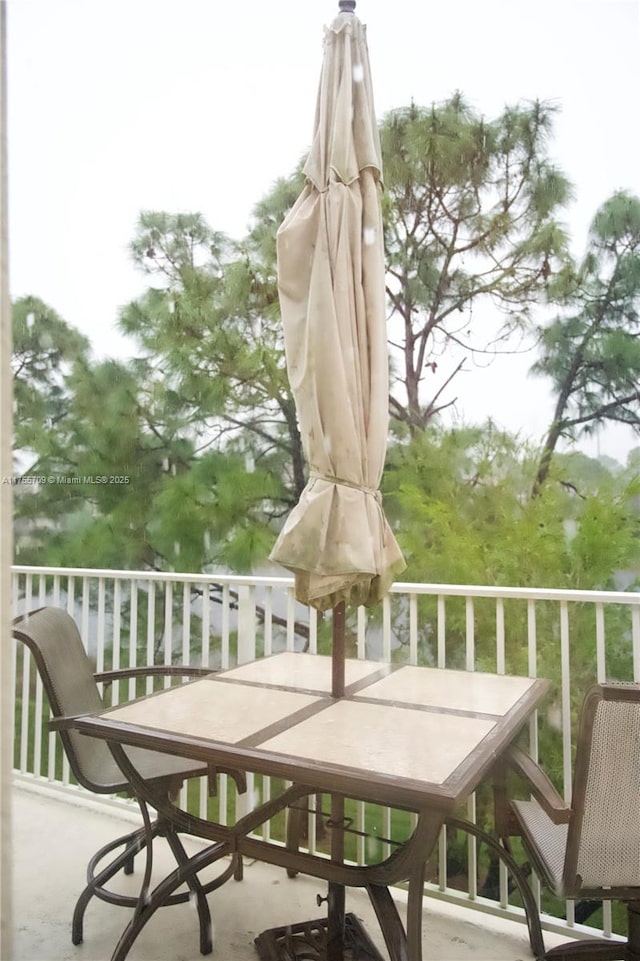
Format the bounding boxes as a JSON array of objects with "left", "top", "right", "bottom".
[
  {"left": 502, "top": 682, "right": 640, "bottom": 961},
  {"left": 13, "top": 605, "right": 243, "bottom": 957}
]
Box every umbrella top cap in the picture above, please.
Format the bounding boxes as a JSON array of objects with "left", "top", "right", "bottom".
[{"left": 339, "top": 0, "right": 356, "bottom": 11}]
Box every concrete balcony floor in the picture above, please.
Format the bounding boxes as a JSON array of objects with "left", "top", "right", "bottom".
[{"left": 11, "top": 781, "right": 567, "bottom": 961}]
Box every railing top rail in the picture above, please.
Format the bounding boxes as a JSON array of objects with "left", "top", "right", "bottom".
[
  {"left": 391, "top": 580, "right": 640, "bottom": 605},
  {"left": 12, "top": 565, "right": 640, "bottom": 605},
  {"left": 11, "top": 565, "right": 296, "bottom": 589}
]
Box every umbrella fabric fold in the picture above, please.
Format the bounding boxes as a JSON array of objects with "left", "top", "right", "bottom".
[{"left": 270, "top": 12, "right": 405, "bottom": 612}]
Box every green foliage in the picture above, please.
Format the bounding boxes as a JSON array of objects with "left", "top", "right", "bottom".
[
  {"left": 387, "top": 426, "right": 639, "bottom": 591},
  {"left": 120, "top": 203, "right": 306, "bottom": 503},
  {"left": 385, "top": 425, "right": 640, "bottom": 680},
  {"left": 532, "top": 191, "right": 640, "bottom": 494},
  {"left": 13, "top": 202, "right": 305, "bottom": 573},
  {"left": 12, "top": 295, "right": 90, "bottom": 458},
  {"left": 380, "top": 95, "right": 572, "bottom": 431},
  {"left": 148, "top": 451, "right": 280, "bottom": 572}
]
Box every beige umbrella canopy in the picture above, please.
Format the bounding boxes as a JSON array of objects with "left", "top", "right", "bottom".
[{"left": 270, "top": 2, "right": 405, "bottom": 615}]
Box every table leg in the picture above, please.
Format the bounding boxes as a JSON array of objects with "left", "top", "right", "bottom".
[
  {"left": 405, "top": 857, "right": 427, "bottom": 961},
  {"left": 367, "top": 884, "right": 409, "bottom": 961}
]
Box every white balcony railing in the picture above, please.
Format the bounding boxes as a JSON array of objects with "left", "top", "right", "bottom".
[{"left": 11, "top": 564, "right": 640, "bottom": 946}]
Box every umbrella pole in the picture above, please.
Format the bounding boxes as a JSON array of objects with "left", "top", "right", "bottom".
[
  {"left": 327, "top": 828, "right": 346, "bottom": 960},
  {"left": 327, "top": 602, "right": 346, "bottom": 957},
  {"left": 331, "top": 601, "right": 346, "bottom": 699}
]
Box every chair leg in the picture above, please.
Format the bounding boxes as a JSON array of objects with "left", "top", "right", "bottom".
[
  {"left": 110, "top": 840, "right": 232, "bottom": 961},
  {"left": 72, "top": 825, "right": 156, "bottom": 945},
  {"left": 164, "top": 829, "right": 213, "bottom": 956},
  {"left": 542, "top": 905, "right": 640, "bottom": 961},
  {"left": 544, "top": 941, "right": 626, "bottom": 960},
  {"left": 446, "top": 817, "right": 547, "bottom": 961}
]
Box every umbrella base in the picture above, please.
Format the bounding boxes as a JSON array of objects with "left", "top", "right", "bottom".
[{"left": 254, "top": 912, "right": 384, "bottom": 960}]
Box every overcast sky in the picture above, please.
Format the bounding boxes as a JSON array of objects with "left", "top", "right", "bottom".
[{"left": 6, "top": 0, "right": 640, "bottom": 462}]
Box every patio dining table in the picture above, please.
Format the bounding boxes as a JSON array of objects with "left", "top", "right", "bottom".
[{"left": 74, "top": 652, "right": 549, "bottom": 961}]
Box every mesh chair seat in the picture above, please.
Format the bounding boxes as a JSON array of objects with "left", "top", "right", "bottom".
[
  {"left": 511, "top": 798, "right": 568, "bottom": 895},
  {"left": 86, "top": 740, "right": 208, "bottom": 793}
]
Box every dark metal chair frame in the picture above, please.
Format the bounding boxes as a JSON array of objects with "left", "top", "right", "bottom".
[
  {"left": 13, "top": 606, "right": 243, "bottom": 958},
  {"left": 498, "top": 682, "right": 640, "bottom": 961}
]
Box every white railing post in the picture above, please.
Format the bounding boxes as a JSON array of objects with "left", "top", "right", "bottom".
[{"left": 237, "top": 585, "right": 256, "bottom": 665}]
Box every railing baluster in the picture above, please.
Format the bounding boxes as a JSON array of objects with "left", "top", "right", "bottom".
[
  {"left": 262, "top": 777, "right": 271, "bottom": 842},
  {"left": 356, "top": 605, "right": 366, "bottom": 660},
  {"left": 164, "top": 581, "right": 173, "bottom": 684},
  {"left": 182, "top": 581, "right": 191, "bottom": 666},
  {"left": 382, "top": 806, "right": 391, "bottom": 861},
  {"left": 464, "top": 590, "right": 479, "bottom": 908},
  {"left": 308, "top": 605, "right": 318, "bottom": 655},
  {"left": 129, "top": 580, "right": 138, "bottom": 701},
  {"left": 437, "top": 595, "right": 446, "bottom": 667},
  {"left": 237, "top": 584, "right": 256, "bottom": 664},
  {"left": 96, "top": 578, "right": 106, "bottom": 676},
  {"left": 111, "top": 579, "right": 121, "bottom": 707},
  {"left": 632, "top": 603, "right": 640, "bottom": 682},
  {"left": 286, "top": 588, "right": 295, "bottom": 652},
  {"left": 467, "top": 793, "right": 477, "bottom": 900},
  {"left": 24, "top": 571, "right": 33, "bottom": 612},
  {"left": 37, "top": 572, "right": 46, "bottom": 607},
  {"left": 19, "top": 645, "right": 30, "bottom": 774},
  {"left": 382, "top": 595, "right": 391, "bottom": 661},
  {"left": 263, "top": 586, "right": 272, "bottom": 657},
  {"left": 33, "top": 664, "right": 43, "bottom": 779},
  {"left": 219, "top": 772, "right": 228, "bottom": 827},
  {"left": 146, "top": 580, "right": 155, "bottom": 694},
  {"left": 11, "top": 569, "right": 19, "bottom": 611},
  {"left": 221, "top": 584, "right": 230, "bottom": 669},
  {"left": 308, "top": 793, "right": 317, "bottom": 856},
  {"left": 356, "top": 798, "right": 365, "bottom": 865},
  {"left": 560, "top": 601, "right": 572, "bottom": 802},
  {"left": 66, "top": 576, "right": 75, "bottom": 616},
  {"left": 527, "top": 599, "right": 539, "bottom": 759},
  {"left": 409, "top": 593, "right": 418, "bottom": 666},
  {"left": 438, "top": 823, "right": 447, "bottom": 892},
  {"left": 465, "top": 595, "right": 475, "bottom": 671},
  {"left": 202, "top": 581, "right": 211, "bottom": 669},
  {"left": 495, "top": 597, "right": 505, "bottom": 673},
  {"left": 177, "top": 582, "right": 192, "bottom": 815},
  {"left": 595, "top": 602, "right": 606, "bottom": 683}
]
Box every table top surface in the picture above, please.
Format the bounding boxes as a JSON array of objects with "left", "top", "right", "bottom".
[{"left": 76, "top": 652, "right": 549, "bottom": 811}]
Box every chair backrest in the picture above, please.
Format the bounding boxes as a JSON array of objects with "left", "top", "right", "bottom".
[
  {"left": 564, "top": 683, "right": 640, "bottom": 895},
  {"left": 13, "top": 606, "right": 127, "bottom": 793}
]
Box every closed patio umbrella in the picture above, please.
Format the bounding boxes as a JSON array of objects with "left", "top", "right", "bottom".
[
  {"left": 270, "top": 0, "right": 405, "bottom": 692},
  {"left": 268, "top": 10, "right": 405, "bottom": 954}
]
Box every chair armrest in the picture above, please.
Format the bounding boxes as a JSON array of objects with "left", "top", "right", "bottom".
[
  {"left": 48, "top": 713, "right": 93, "bottom": 732},
  {"left": 505, "top": 745, "right": 572, "bottom": 825},
  {"left": 95, "top": 665, "right": 215, "bottom": 684}
]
